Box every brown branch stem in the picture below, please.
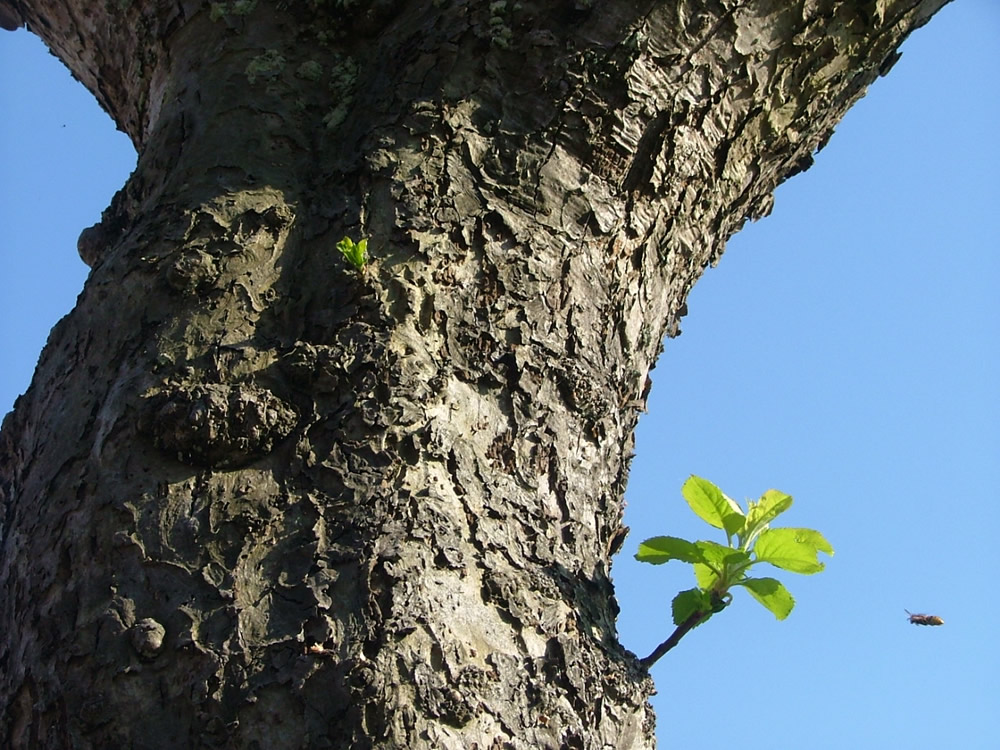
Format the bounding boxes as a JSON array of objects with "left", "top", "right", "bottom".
[{"left": 639, "top": 610, "right": 713, "bottom": 669}]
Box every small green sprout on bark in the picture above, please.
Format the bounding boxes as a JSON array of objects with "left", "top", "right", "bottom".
[
  {"left": 636, "top": 475, "right": 832, "bottom": 668},
  {"left": 336, "top": 236, "right": 368, "bottom": 272}
]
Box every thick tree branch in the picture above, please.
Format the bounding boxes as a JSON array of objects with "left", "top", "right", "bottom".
[{"left": 0, "top": 1, "right": 954, "bottom": 747}]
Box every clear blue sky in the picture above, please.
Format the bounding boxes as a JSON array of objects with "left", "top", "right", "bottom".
[{"left": 2, "top": 3, "right": 997, "bottom": 747}]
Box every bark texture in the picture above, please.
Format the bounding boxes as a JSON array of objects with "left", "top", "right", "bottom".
[{"left": 0, "top": 1, "right": 947, "bottom": 747}]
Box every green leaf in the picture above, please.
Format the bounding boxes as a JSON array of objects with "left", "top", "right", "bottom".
[
  {"left": 693, "top": 540, "right": 750, "bottom": 569},
  {"left": 745, "top": 489, "right": 793, "bottom": 534},
  {"left": 682, "top": 475, "right": 745, "bottom": 536},
  {"left": 690, "top": 541, "right": 750, "bottom": 591},
  {"left": 672, "top": 588, "right": 714, "bottom": 626},
  {"left": 753, "top": 527, "right": 833, "bottom": 574},
  {"left": 737, "top": 577, "right": 795, "bottom": 620},
  {"left": 336, "top": 236, "right": 368, "bottom": 270},
  {"left": 693, "top": 562, "right": 720, "bottom": 591},
  {"left": 635, "top": 536, "right": 703, "bottom": 565}
]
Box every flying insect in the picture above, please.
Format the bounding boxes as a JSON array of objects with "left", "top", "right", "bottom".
[{"left": 905, "top": 609, "right": 944, "bottom": 626}]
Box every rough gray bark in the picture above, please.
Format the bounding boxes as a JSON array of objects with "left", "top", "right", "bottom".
[{"left": 0, "top": 1, "right": 947, "bottom": 747}]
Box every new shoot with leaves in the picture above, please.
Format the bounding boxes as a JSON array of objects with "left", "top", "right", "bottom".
[
  {"left": 336, "top": 236, "right": 368, "bottom": 271},
  {"left": 636, "top": 475, "right": 832, "bottom": 667}
]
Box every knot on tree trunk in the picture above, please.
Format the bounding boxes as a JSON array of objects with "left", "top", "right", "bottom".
[{"left": 142, "top": 382, "right": 298, "bottom": 468}]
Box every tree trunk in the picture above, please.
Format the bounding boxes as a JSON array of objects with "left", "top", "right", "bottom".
[{"left": 0, "top": 1, "right": 947, "bottom": 747}]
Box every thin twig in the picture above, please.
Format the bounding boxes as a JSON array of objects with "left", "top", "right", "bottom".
[{"left": 639, "top": 610, "right": 711, "bottom": 669}]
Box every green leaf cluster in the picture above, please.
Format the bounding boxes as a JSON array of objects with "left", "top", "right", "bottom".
[
  {"left": 636, "top": 476, "right": 832, "bottom": 626},
  {"left": 336, "top": 236, "right": 368, "bottom": 271}
]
